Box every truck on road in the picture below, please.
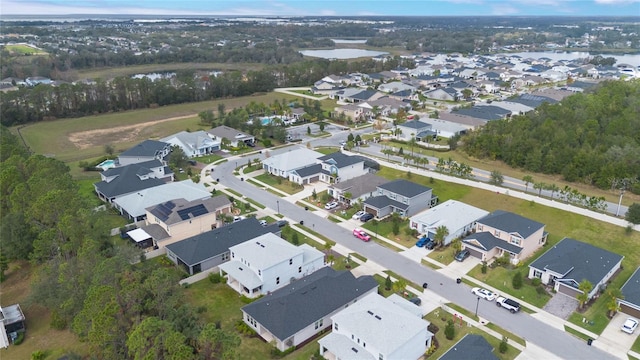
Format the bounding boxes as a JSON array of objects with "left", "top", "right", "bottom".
[{"left": 496, "top": 296, "right": 521, "bottom": 313}]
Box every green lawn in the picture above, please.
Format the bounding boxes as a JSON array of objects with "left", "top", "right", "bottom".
[
  {"left": 567, "top": 304, "right": 610, "bottom": 335},
  {"left": 254, "top": 173, "right": 304, "bottom": 195},
  {"left": 362, "top": 218, "right": 417, "bottom": 249},
  {"left": 467, "top": 264, "right": 552, "bottom": 308},
  {"left": 424, "top": 309, "right": 520, "bottom": 360},
  {"left": 427, "top": 246, "right": 457, "bottom": 265},
  {"left": 633, "top": 336, "right": 640, "bottom": 353},
  {"left": 315, "top": 147, "right": 341, "bottom": 155},
  {"left": 4, "top": 44, "right": 48, "bottom": 55},
  {"left": 373, "top": 274, "right": 395, "bottom": 298},
  {"left": 193, "top": 154, "right": 224, "bottom": 164},
  {"left": 564, "top": 325, "right": 592, "bottom": 341},
  {"left": 485, "top": 323, "right": 526, "bottom": 347}
]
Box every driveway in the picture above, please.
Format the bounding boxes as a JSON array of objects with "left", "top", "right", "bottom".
[
  {"left": 593, "top": 313, "right": 639, "bottom": 358},
  {"left": 543, "top": 292, "right": 578, "bottom": 320},
  {"left": 442, "top": 257, "right": 480, "bottom": 278}
]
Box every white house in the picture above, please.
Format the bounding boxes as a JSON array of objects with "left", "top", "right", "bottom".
[
  {"left": 262, "top": 147, "right": 323, "bottom": 179},
  {"left": 410, "top": 200, "right": 489, "bottom": 246},
  {"left": 319, "top": 292, "right": 432, "bottom": 360},
  {"left": 219, "top": 233, "right": 325, "bottom": 298},
  {"left": 161, "top": 130, "right": 221, "bottom": 157},
  {"left": 117, "top": 139, "right": 171, "bottom": 166}
]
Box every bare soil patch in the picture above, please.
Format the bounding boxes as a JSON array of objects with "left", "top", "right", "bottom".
[{"left": 67, "top": 114, "right": 194, "bottom": 149}]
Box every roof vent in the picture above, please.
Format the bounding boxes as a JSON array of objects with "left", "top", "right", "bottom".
[
  {"left": 367, "top": 310, "right": 373, "bottom": 315},
  {"left": 351, "top": 348, "right": 358, "bottom": 353},
  {"left": 375, "top": 315, "right": 382, "bottom": 320}
]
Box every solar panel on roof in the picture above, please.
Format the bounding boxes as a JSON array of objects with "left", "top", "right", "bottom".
[
  {"left": 176, "top": 204, "right": 208, "bottom": 220},
  {"left": 152, "top": 201, "right": 176, "bottom": 221}
]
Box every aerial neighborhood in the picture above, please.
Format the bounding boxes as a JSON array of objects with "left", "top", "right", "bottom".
[{"left": 1, "top": 12, "right": 639, "bottom": 360}]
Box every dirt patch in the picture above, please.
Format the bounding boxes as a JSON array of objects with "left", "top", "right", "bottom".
[{"left": 67, "top": 114, "right": 195, "bottom": 149}]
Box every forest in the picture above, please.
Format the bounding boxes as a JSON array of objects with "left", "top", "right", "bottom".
[
  {"left": 0, "top": 126, "right": 242, "bottom": 359},
  {"left": 461, "top": 80, "right": 640, "bottom": 192}
]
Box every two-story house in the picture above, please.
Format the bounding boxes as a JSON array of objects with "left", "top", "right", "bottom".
[
  {"left": 363, "top": 179, "right": 435, "bottom": 218},
  {"left": 461, "top": 210, "right": 547, "bottom": 264},
  {"left": 397, "top": 119, "right": 437, "bottom": 142},
  {"left": 316, "top": 152, "right": 367, "bottom": 184},
  {"left": 219, "top": 233, "right": 325, "bottom": 298},
  {"left": 241, "top": 268, "right": 378, "bottom": 351},
  {"left": 319, "top": 292, "right": 432, "bottom": 360},
  {"left": 117, "top": 139, "right": 171, "bottom": 166},
  {"left": 327, "top": 173, "right": 388, "bottom": 205},
  {"left": 93, "top": 159, "right": 173, "bottom": 203},
  {"left": 410, "top": 200, "right": 489, "bottom": 246}
]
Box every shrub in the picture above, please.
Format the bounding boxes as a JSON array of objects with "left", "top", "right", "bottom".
[
  {"left": 292, "top": 232, "right": 299, "bottom": 245},
  {"left": 31, "top": 350, "right": 47, "bottom": 360},
  {"left": 481, "top": 261, "right": 488, "bottom": 274},
  {"left": 208, "top": 272, "right": 223, "bottom": 284},
  {"left": 271, "top": 346, "right": 295, "bottom": 358},
  {"left": 235, "top": 320, "right": 257, "bottom": 336},
  {"left": 536, "top": 285, "right": 547, "bottom": 296},
  {"left": 13, "top": 331, "right": 25, "bottom": 345},
  {"left": 444, "top": 320, "right": 455, "bottom": 340},
  {"left": 50, "top": 310, "right": 67, "bottom": 330},
  {"left": 392, "top": 221, "right": 400, "bottom": 235},
  {"left": 499, "top": 336, "right": 508, "bottom": 354},
  {"left": 512, "top": 272, "right": 523, "bottom": 289},
  {"left": 531, "top": 278, "right": 541, "bottom": 287}
]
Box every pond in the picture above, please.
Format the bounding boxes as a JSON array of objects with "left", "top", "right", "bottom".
[{"left": 299, "top": 48, "right": 388, "bottom": 60}]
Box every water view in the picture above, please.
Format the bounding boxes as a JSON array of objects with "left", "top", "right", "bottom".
[
  {"left": 502, "top": 51, "right": 640, "bottom": 66},
  {"left": 299, "top": 48, "right": 388, "bottom": 59}
]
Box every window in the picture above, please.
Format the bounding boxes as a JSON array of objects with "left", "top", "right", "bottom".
[
  {"left": 494, "top": 230, "right": 501, "bottom": 237},
  {"left": 222, "top": 253, "right": 229, "bottom": 261},
  {"left": 477, "top": 225, "right": 483, "bottom": 231},
  {"left": 289, "top": 259, "right": 293, "bottom": 265},
  {"left": 298, "top": 266, "right": 302, "bottom": 273},
  {"left": 351, "top": 334, "right": 354, "bottom": 340},
  {"left": 533, "top": 270, "right": 542, "bottom": 278},
  {"left": 315, "top": 319, "right": 323, "bottom": 330},
  {"left": 276, "top": 277, "right": 280, "bottom": 285},
  {"left": 231, "top": 252, "right": 235, "bottom": 258},
  {"left": 363, "top": 342, "right": 366, "bottom": 348},
  {"left": 379, "top": 354, "right": 384, "bottom": 360},
  {"left": 334, "top": 323, "right": 338, "bottom": 331},
  {"left": 258, "top": 270, "right": 261, "bottom": 276},
  {"left": 510, "top": 236, "right": 521, "bottom": 246}
]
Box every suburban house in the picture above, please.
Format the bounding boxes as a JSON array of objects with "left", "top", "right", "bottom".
[
  {"left": 133, "top": 194, "right": 233, "bottom": 249},
  {"left": 219, "top": 233, "right": 325, "bottom": 298},
  {"left": 165, "top": 217, "right": 281, "bottom": 275},
  {"left": 117, "top": 139, "right": 171, "bottom": 166},
  {"left": 438, "top": 334, "right": 498, "bottom": 360},
  {"left": 327, "top": 173, "right": 388, "bottom": 205},
  {"left": 378, "top": 81, "right": 416, "bottom": 94},
  {"left": 618, "top": 267, "right": 640, "bottom": 318},
  {"left": 461, "top": 210, "right": 547, "bottom": 264},
  {"left": 363, "top": 179, "right": 435, "bottom": 218},
  {"left": 318, "top": 292, "right": 432, "bottom": 360},
  {"left": 333, "top": 103, "right": 365, "bottom": 121},
  {"left": 94, "top": 160, "right": 173, "bottom": 203},
  {"left": 262, "top": 147, "right": 323, "bottom": 181},
  {"left": 241, "top": 268, "right": 378, "bottom": 351},
  {"left": 207, "top": 125, "right": 255, "bottom": 148},
  {"left": 112, "top": 180, "right": 211, "bottom": 222},
  {"left": 315, "top": 152, "right": 368, "bottom": 184},
  {"left": 160, "top": 130, "right": 221, "bottom": 157},
  {"left": 423, "top": 87, "right": 458, "bottom": 101},
  {"left": 0, "top": 304, "right": 26, "bottom": 349},
  {"left": 410, "top": 200, "right": 489, "bottom": 246},
  {"left": 528, "top": 238, "right": 623, "bottom": 299},
  {"left": 397, "top": 119, "right": 437, "bottom": 142}
]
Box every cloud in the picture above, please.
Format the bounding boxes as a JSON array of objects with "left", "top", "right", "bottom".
[{"left": 491, "top": 4, "right": 520, "bottom": 15}]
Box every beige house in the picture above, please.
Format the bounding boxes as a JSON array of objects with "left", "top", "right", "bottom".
[
  {"left": 143, "top": 195, "right": 232, "bottom": 248},
  {"left": 462, "top": 210, "right": 547, "bottom": 264}
]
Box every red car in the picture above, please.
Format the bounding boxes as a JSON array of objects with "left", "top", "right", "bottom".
[{"left": 352, "top": 228, "right": 371, "bottom": 242}]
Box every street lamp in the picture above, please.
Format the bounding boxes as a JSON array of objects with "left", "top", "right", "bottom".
[
  {"left": 276, "top": 200, "right": 280, "bottom": 215},
  {"left": 475, "top": 296, "right": 481, "bottom": 317}
]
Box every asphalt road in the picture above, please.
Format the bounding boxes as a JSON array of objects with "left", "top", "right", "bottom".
[{"left": 212, "top": 157, "right": 615, "bottom": 360}]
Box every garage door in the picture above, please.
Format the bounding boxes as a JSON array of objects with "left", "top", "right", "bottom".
[
  {"left": 557, "top": 284, "right": 581, "bottom": 298},
  {"left": 620, "top": 303, "right": 640, "bottom": 318},
  {"left": 465, "top": 246, "right": 484, "bottom": 260}
]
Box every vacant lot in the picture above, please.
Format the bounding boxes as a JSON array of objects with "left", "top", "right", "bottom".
[
  {"left": 73, "top": 62, "right": 264, "bottom": 80},
  {"left": 16, "top": 93, "right": 294, "bottom": 163},
  {"left": 3, "top": 44, "right": 48, "bottom": 55}
]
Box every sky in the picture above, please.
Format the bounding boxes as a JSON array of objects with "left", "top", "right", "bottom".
[{"left": 1, "top": 0, "right": 639, "bottom": 17}]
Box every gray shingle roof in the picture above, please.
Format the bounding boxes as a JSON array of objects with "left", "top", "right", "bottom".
[
  {"left": 119, "top": 140, "right": 169, "bottom": 158},
  {"left": 400, "top": 120, "right": 431, "bottom": 130},
  {"left": 242, "top": 268, "right": 377, "bottom": 341},
  {"left": 364, "top": 195, "right": 409, "bottom": 211},
  {"left": 438, "top": 334, "right": 498, "bottom": 360},
  {"left": 165, "top": 217, "right": 280, "bottom": 265},
  {"left": 378, "top": 179, "right": 431, "bottom": 198},
  {"left": 462, "top": 232, "right": 523, "bottom": 254},
  {"left": 478, "top": 210, "right": 544, "bottom": 238},
  {"left": 331, "top": 174, "right": 387, "bottom": 198},
  {"left": 94, "top": 161, "right": 166, "bottom": 199},
  {"left": 454, "top": 106, "right": 511, "bottom": 121},
  {"left": 147, "top": 195, "right": 231, "bottom": 225},
  {"left": 620, "top": 267, "right": 640, "bottom": 307},
  {"left": 292, "top": 163, "right": 322, "bottom": 178},
  {"left": 529, "top": 237, "right": 624, "bottom": 286},
  {"left": 318, "top": 152, "right": 364, "bottom": 168}
]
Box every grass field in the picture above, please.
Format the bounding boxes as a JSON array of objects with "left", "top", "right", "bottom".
[
  {"left": 74, "top": 62, "right": 264, "bottom": 80},
  {"left": 3, "top": 44, "right": 48, "bottom": 55}
]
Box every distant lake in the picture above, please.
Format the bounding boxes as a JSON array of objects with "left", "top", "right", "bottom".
[
  {"left": 299, "top": 48, "right": 387, "bottom": 59},
  {"left": 331, "top": 39, "right": 367, "bottom": 44},
  {"left": 502, "top": 51, "right": 640, "bottom": 66}
]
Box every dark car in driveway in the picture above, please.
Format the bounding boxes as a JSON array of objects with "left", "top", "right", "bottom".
[
  {"left": 454, "top": 249, "right": 470, "bottom": 262},
  {"left": 425, "top": 240, "right": 436, "bottom": 250},
  {"left": 359, "top": 213, "right": 374, "bottom": 222}
]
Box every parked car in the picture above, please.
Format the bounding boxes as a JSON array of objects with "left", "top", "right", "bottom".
[
  {"left": 233, "top": 216, "right": 246, "bottom": 223},
  {"left": 352, "top": 210, "right": 366, "bottom": 220},
  {"left": 472, "top": 287, "right": 498, "bottom": 301},
  {"left": 325, "top": 201, "right": 339, "bottom": 210},
  {"left": 454, "top": 249, "right": 470, "bottom": 262},
  {"left": 408, "top": 297, "right": 422, "bottom": 306},
  {"left": 496, "top": 296, "right": 521, "bottom": 313},
  {"left": 353, "top": 228, "right": 371, "bottom": 242},
  {"left": 621, "top": 318, "right": 638, "bottom": 334},
  {"left": 360, "top": 213, "right": 374, "bottom": 222},
  {"left": 258, "top": 219, "right": 268, "bottom": 227},
  {"left": 416, "top": 236, "right": 430, "bottom": 247},
  {"left": 276, "top": 220, "right": 289, "bottom": 228},
  {"left": 425, "top": 240, "right": 437, "bottom": 250}
]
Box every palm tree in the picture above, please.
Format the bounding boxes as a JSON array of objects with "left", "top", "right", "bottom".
[
  {"left": 409, "top": 133, "right": 417, "bottom": 157},
  {"left": 547, "top": 183, "right": 560, "bottom": 199},
  {"left": 605, "top": 288, "right": 623, "bottom": 317},
  {"left": 392, "top": 278, "right": 408, "bottom": 294},
  {"left": 434, "top": 225, "right": 449, "bottom": 247},
  {"left": 577, "top": 279, "right": 593, "bottom": 310},
  {"left": 522, "top": 175, "right": 534, "bottom": 193}
]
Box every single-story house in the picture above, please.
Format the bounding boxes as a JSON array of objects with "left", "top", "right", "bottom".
[
  {"left": 0, "top": 304, "right": 26, "bottom": 348},
  {"left": 207, "top": 125, "right": 255, "bottom": 148},
  {"left": 528, "top": 237, "right": 624, "bottom": 299},
  {"left": 363, "top": 179, "right": 435, "bottom": 218},
  {"left": 219, "top": 233, "right": 325, "bottom": 298},
  {"left": 438, "top": 334, "right": 498, "bottom": 360},
  {"left": 113, "top": 180, "right": 211, "bottom": 222},
  {"left": 262, "top": 147, "right": 323, "bottom": 180},
  {"left": 241, "top": 268, "right": 378, "bottom": 351},
  {"left": 462, "top": 210, "right": 547, "bottom": 264},
  {"left": 618, "top": 267, "right": 640, "bottom": 318},
  {"left": 165, "top": 217, "right": 281, "bottom": 275},
  {"left": 396, "top": 119, "right": 434, "bottom": 142},
  {"left": 410, "top": 200, "right": 489, "bottom": 246},
  {"left": 117, "top": 139, "right": 171, "bottom": 166},
  {"left": 327, "top": 173, "right": 388, "bottom": 205},
  {"left": 94, "top": 160, "right": 173, "bottom": 203},
  {"left": 161, "top": 130, "right": 221, "bottom": 157},
  {"left": 319, "top": 292, "right": 432, "bottom": 360}
]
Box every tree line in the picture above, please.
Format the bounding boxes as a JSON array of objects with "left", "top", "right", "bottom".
[
  {"left": 462, "top": 80, "right": 640, "bottom": 193},
  {"left": 0, "top": 126, "right": 241, "bottom": 359}
]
